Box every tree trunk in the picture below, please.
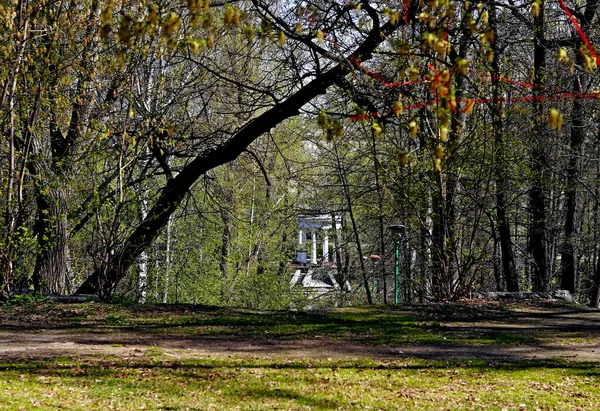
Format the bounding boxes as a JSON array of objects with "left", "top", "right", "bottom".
[
  {"left": 137, "top": 188, "right": 149, "bottom": 304},
  {"left": 430, "top": 18, "right": 471, "bottom": 300},
  {"left": 590, "top": 151, "right": 600, "bottom": 306},
  {"left": 530, "top": 0, "right": 549, "bottom": 292},
  {"left": 29, "top": 108, "right": 79, "bottom": 295},
  {"left": 32, "top": 185, "right": 71, "bottom": 295},
  {"left": 590, "top": 245, "right": 600, "bottom": 307},
  {"left": 219, "top": 204, "right": 233, "bottom": 279},
  {"left": 489, "top": 0, "right": 519, "bottom": 292},
  {"left": 162, "top": 215, "right": 173, "bottom": 304},
  {"left": 561, "top": 99, "right": 584, "bottom": 294},
  {"left": 333, "top": 141, "right": 372, "bottom": 304},
  {"left": 561, "top": 0, "right": 598, "bottom": 295},
  {"left": 332, "top": 212, "right": 348, "bottom": 290},
  {"left": 431, "top": 180, "right": 449, "bottom": 299},
  {"left": 370, "top": 129, "right": 387, "bottom": 303}
]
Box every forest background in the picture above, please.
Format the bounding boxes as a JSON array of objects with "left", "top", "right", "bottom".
[{"left": 2, "top": 0, "right": 600, "bottom": 308}]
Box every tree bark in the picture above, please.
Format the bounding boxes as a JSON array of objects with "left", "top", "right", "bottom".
[
  {"left": 429, "top": 13, "right": 471, "bottom": 300},
  {"left": 29, "top": 101, "right": 81, "bottom": 295},
  {"left": 32, "top": 186, "right": 71, "bottom": 294}
]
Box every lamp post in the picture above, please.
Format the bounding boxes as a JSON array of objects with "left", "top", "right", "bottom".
[{"left": 388, "top": 225, "right": 405, "bottom": 305}]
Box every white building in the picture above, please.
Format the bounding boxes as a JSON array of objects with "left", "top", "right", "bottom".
[{"left": 296, "top": 214, "right": 342, "bottom": 265}]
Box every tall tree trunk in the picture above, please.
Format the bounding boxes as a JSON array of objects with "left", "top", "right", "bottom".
[
  {"left": 332, "top": 212, "right": 349, "bottom": 290},
  {"left": 137, "top": 46, "right": 163, "bottom": 304},
  {"left": 561, "top": 0, "right": 598, "bottom": 294},
  {"left": 29, "top": 98, "right": 80, "bottom": 295},
  {"left": 219, "top": 207, "right": 233, "bottom": 279},
  {"left": 590, "top": 152, "right": 600, "bottom": 306},
  {"left": 27, "top": 0, "right": 98, "bottom": 296},
  {"left": 561, "top": 99, "right": 584, "bottom": 294},
  {"left": 1, "top": 89, "right": 18, "bottom": 299},
  {"left": 162, "top": 214, "right": 173, "bottom": 304},
  {"left": 430, "top": 17, "right": 471, "bottom": 300},
  {"left": 333, "top": 141, "right": 372, "bottom": 304},
  {"left": 431, "top": 178, "right": 448, "bottom": 299},
  {"left": 137, "top": 187, "right": 149, "bottom": 303},
  {"left": 31, "top": 185, "right": 71, "bottom": 294},
  {"left": 370, "top": 130, "right": 387, "bottom": 303},
  {"left": 529, "top": 0, "right": 549, "bottom": 292},
  {"left": 489, "top": 0, "right": 519, "bottom": 292},
  {"left": 416, "top": 118, "right": 430, "bottom": 302},
  {"left": 590, "top": 242, "right": 600, "bottom": 307}
]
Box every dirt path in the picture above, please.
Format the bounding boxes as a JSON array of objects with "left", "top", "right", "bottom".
[
  {"left": 1, "top": 328, "right": 599, "bottom": 362},
  {"left": 1, "top": 302, "right": 600, "bottom": 362}
]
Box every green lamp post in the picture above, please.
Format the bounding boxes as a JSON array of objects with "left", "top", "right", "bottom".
[{"left": 388, "top": 225, "right": 405, "bottom": 305}]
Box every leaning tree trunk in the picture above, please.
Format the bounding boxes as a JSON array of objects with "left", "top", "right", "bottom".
[{"left": 75, "top": 14, "right": 413, "bottom": 295}]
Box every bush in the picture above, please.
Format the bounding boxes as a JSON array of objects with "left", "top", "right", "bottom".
[{"left": 3, "top": 292, "right": 48, "bottom": 307}]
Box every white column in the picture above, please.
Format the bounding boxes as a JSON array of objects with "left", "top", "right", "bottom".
[
  {"left": 322, "top": 229, "right": 329, "bottom": 263},
  {"left": 333, "top": 224, "right": 340, "bottom": 264},
  {"left": 298, "top": 229, "right": 303, "bottom": 247},
  {"left": 311, "top": 230, "right": 317, "bottom": 264},
  {"left": 332, "top": 239, "right": 337, "bottom": 263}
]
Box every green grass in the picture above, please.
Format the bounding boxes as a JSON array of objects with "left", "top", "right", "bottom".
[
  {"left": 61, "top": 305, "right": 538, "bottom": 345},
  {"left": 1, "top": 301, "right": 583, "bottom": 346},
  {"left": 3, "top": 300, "right": 597, "bottom": 348},
  {"left": 0, "top": 356, "right": 598, "bottom": 410}
]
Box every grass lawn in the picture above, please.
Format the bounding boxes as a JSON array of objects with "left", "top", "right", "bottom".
[
  {"left": 1, "top": 356, "right": 599, "bottom": 410},
  {"left": 0, "top": 300, "right": 599, "bottom": 410}
]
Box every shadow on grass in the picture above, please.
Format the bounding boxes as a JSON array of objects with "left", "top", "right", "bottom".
[
  {"left": 0, "top": 311, "right": 541, "bottom": 346},
  {"left": 1, "top": 356, "right": 599, "bottom": 375},
  {"left": 2, "top": 301, "right": 600, "bottom": 348},
  {"left": 2, "top": 355, "right": 599, "bottom": 410}
]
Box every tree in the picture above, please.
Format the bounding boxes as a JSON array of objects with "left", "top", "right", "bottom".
[
  {"left": 1, "top": 0, "right": 108, "bottom": 296},
  {"left": 76, "top": 0, "right": 420, "bottom": 296},
  {"left": 4, "top": 0, "right": 600, "bottom": 305},
  {"left": 560, "top": 0, "right": 600, "bottom": 294}
]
